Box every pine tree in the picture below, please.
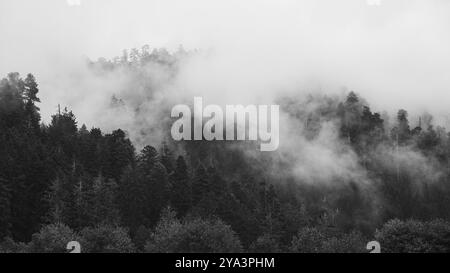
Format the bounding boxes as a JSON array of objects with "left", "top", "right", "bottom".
[
  {"left": 391, "top": 109, "right": 411, "bottom": 145},
  {"left": 160, "top": 142, "right": 175, "bottom": 174},
  {"left": 118, "top": 166, "right": 147, "bottom": 232},
  {"left": 101, "top": 129, "right": 134, "bottom": 182},
  {"left": 338, "top": 92, "right": 363, "bottom": 144},
  {"left": 138, "top": 146, "right": 169, "bottom": 226},
  {"left": 0, "top": 177, "right": 11, "bottom": 238},
  {"left": 170, "top": 156, "right": 191, "bottom": 217},
  {"left": 91, "top": 175, "right": 120, "bottom": 225},
  {"left": 192, "top": 164, "right": 210, "bottom": 206},
  {"left": 23, "top": 74, "right": 40, "bottom": 103},
  {"left": 23, "top": 74, "right": 41, "bottom": 131},
  {"left": 46, "top": 173, "right": 77, "bottom": 228}
]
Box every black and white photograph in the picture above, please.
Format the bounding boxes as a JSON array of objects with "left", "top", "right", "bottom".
[{"left": 1, "top": 0, "right": 450, "bottom": 261}]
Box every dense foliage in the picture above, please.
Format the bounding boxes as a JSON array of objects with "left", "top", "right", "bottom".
[{"left": 2, "top": 48, "right": 450, "bottom": 253}]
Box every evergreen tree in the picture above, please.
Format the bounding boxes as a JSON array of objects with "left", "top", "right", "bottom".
[
  {"left": 138, "top": 146, "right": 169, "bottom": 226},
  {"left": 101, "top": 129, "right": 134, "bottom": 182},
  {"left": 91, "top": 175, "right": 120, "bottom": 225},
  {"left": 170, "top": 156, "right": 191, "bottom": 217},
  {"left": 192, "top": 164, "right": 210, "bottom": 206},
  {"left": 0, "top": 178, "right": 11, "bottom": 238},
  {"left": 118, "top": 166, "right": 147, "bottom": 232},
  {"left": 338, "top": 91, "right": 363, "bottom": 143},
  {"left": 391, "top": 109, "right": 411, "bottom": 145}
]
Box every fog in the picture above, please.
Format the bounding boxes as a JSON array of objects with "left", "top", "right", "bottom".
[
  {"left": 1, "top": 0, "right": 450, "bottom": 129},
  {"left": 0, "top": 0, "right": 450, "bottom": 125}
]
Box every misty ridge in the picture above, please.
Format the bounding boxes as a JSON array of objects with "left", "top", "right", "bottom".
[
  {"left": 1, "top": 44, "right": 450, "bottom": 253},
  {"left": 86, "top": 46, "right": 448, "bottom": 189}
]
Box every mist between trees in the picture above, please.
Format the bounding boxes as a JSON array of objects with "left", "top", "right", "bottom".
[{"left": 1, "top": 47, "right": 450, "bottom": 253}]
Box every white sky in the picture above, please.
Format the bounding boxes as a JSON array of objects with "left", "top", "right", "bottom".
[{"left": 1, "top": 0, "right": 450, "bottom": 125}]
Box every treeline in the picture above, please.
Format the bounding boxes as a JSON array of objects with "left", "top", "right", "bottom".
[{"left": 1, "top": 48, "right": 450, "bottom": 252}]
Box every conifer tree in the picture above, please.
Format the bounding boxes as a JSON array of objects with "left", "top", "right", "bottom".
[{"left": 170, "top": 156, "right": 191, "bottom": 217}]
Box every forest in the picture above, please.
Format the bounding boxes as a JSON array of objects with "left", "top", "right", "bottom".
[{"left": 1, "top": 47, "right": 450, "bottom": 253}]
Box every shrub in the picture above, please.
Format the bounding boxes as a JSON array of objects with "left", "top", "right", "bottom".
[
  {"left": 290, "top": 227, "right": 366, "bottom": 253},
  {"left": 0, "top": 237, "right": 28, "bottom": 253},
  {"left": 321, "top": 231, "right": 366, "bottom": 253},
  {"left": 290, "top": 227, "right": 325, "bottom": 253},
  {"left": 145, "top": 208, "right": 242, "bottom": 253},
  {"left": 28, "top": 223, "right": 78, "bottom": 253},
  {"left": 375, "top": 219, "right": 450, "bottom": 253},
  {"left": 248, "top": 234, "right": 281, "bottom": 253},
  {"left": 79, "top": 224, "right": 135, "bottom": 253}
]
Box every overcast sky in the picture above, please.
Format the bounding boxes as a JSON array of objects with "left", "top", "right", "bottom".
[{"left": 1, "top": 0, "right": 450, "bottom": 126}]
